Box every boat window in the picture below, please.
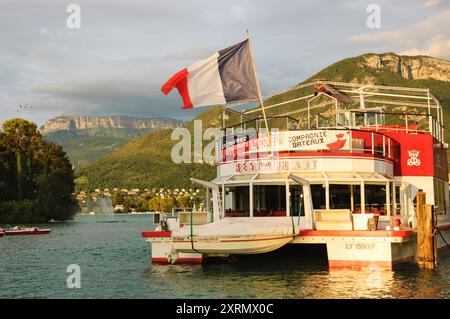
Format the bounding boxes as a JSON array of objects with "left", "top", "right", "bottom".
[
  {"left": 311, "top": 184, "right": 326, "bottom": 209},
  {"left": 224, "top": 186, "right": 250, "bottom": 217},
  {"left": 330, "top": 184, "right": 360, "bottom": 209},
  {"left": 354, "top": 113, "right": 365, "bottom": 127},
  {"left": 364, "top": 184, "right": 387, "bottom": 215},
  {"left": 351, "top": 185, "right": 362, "bottom": 211},
  {"left": 394, "top": 184, "right": 401, "bottom": 215},
  {"left": 289, "top": 185, "right": 304, "bottom": 216},
  {"left": 433, "top": 178, "right": 447, "bottom": 214},
  {"left": 253, "top": 185, "right": 286, "bottom": 217},
  {"left": 365, "top": 111, "right": 384, "bottom": 127}
]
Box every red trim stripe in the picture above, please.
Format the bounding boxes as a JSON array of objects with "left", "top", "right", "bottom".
[
  {"left": 161, "top": 68, "right": 193, "bottom": 109},
  {"left": 177, "top": 258, "right": 203, "bottom": 263},
  {"left": 142, "top": 231, "right": 172, "bottom": 238},
  {"left": 151, "top": 258, "right": 169, "bottom": 263},
  {"left": 301, "top": 229, "right": 415, "bottom": 238},
  {"left": 5, "top": 230, "right": 51, "bottom": 235},
  {"left": 151, "top": 257, "right": 203, "bottom": 264},
  {"left": 329, "top": 260, "right": 393, "bottom": 270}
]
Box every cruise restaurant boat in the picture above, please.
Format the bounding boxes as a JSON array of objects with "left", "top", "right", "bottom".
[{"left": 142, "top": 81, "right": 450, "bottom": 269}]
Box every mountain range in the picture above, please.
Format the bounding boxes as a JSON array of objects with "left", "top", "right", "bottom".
[
  {"left": 42, "top": 115, "right": 183, "bottom": 169},
  {"left": 73, "top": 52, "right": 450, "bottom": 190}
]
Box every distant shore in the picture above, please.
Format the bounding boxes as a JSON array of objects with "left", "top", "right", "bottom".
[{"left": 76, "top": 212, "right": 155, "bottom": 216}]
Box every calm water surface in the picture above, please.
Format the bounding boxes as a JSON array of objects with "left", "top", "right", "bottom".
[{"left": 1, "top": 215, "right": 449, "bottom": 298}]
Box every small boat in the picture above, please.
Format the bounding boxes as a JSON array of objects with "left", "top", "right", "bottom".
[
  {"left": 4, "top": 226, "right": 51, "bottom": 236},
  {"left": 0, "top": 229, "right": 5, "bottom": 237},
  {"left": 172, "top": 233, "right": 294, "bottom": 255},
  {"left": 143, "top": 216, "right": 301, "bottom": 264}
]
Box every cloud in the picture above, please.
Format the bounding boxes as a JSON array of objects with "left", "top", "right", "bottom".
[
  {"left": 229, "top": 4, "right": 247, "bottom": 21},
  {"left": 162, "top": 48, "right": 215, "bottom": 61},
  {"left": 0, "top": 0, "right": 446, "bottom": 127},
  {"left": 32, "top": 57, "right": 180, "bottom": 116},
  {"left": 348, "top": 9, "right": 450, "bottom": 59},
  {"left": 424, "top": 0, "right": 441, "bottom": 8},
  {"left": 401, "top": 34, "right": 450, "bottom": 57}
]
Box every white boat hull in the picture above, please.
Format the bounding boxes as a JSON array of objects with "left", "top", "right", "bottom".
[{"left": 172, "top": 235, "right": 294, "bottom": 255}]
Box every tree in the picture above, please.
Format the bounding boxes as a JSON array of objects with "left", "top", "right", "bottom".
[
  {"left": 1, "top": 119, "right": 41, "bottom": 200},
  {"left": 0, "top": 118, "right": 78, "bottom": 223},
  {"left": 176, "top": 195, "right": 191, "bottom": 208},
  {"left": 148, "top": 196, "right": 161, "bottom": 212},
  {"left": 123, "top": 197, "right": 132, "bottom": 214},
  {"left": 0, "top": 133, "right": 16, "bottom": 201},
  {"left": 35, "top": 143, "right": 78, "bottom": 220},
  {"left": 160, "top": 196, "right": 175, "bottom": 213},
  {"left": 112, "top": 191, "right": 125, "bottom": 206}
]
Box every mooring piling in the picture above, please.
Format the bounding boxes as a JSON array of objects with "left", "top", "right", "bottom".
[{"left": 416, "top": 191, "right": 438, "bottom": 269}]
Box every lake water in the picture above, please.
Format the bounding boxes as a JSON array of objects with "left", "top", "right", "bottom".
[{"left": 1, "top": 214, "right": 449, "bottom": 298}]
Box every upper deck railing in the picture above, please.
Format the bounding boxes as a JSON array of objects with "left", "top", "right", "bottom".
[
  {"left": 218, "top": 123, "right": 400, "bottom": 164},
  {"left": 221, "top": 81, "right": 445, "bottom": 143}
]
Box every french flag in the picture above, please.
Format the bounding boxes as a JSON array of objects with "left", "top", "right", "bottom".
[{"left": 161, "top": 40, "right": 260, "bottom": 109}]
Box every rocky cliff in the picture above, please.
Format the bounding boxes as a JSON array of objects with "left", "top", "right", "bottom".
[
  {"left": 40, "top": 115, "right": 183, "bottom": 134},
  {"left": 361, "top": 53, "right": 450, "bottom": 82}
]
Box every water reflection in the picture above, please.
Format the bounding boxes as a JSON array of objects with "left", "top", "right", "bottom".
[
  {"left": 1, "top": 215, "right": 449, "bottom": 298},
  {"left": 146, "top": 246, "right": 450, "bottom": 298}
]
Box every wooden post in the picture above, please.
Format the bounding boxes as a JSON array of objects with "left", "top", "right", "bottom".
[{"left": 417, "top": 191, "right": 438, "bottom": 269}]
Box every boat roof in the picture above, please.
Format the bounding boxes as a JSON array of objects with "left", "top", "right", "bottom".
[{"left": 212, "top": 171, "right": 390, "bottom": 185}]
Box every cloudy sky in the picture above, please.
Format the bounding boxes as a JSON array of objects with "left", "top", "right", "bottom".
[{"left": 0, "top": 0, "right": 449, "bottom": 126}]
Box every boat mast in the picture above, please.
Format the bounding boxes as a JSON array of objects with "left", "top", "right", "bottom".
[{"left": 246, "top": 29, "right": 269, "bottom": 132}]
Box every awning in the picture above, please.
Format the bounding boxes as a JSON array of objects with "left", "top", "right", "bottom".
[{"left": 212, "top": 171, "right": 391, "bottom": 185}]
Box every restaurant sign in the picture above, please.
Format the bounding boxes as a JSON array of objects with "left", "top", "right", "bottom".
[
  {"left": 219, "top": 130, "right": 351, "bottom": 161},
  {"left": 277, "top": 130, "right": 350, "bottom": 152}
]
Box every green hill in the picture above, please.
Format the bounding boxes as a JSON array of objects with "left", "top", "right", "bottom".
[
  {"left": 76, "top": 107, "right": 222, "bottom": 190},
  {"left": 77, "top": 53, "right": 450, "bottom": 190},
  {"left": 44, "top": 127, "right": 157, "bottom": 169}
]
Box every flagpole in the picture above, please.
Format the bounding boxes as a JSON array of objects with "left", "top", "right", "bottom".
[{"left": 246, "top": 29, "right": 269, "bottom": 132}]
